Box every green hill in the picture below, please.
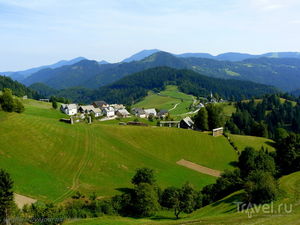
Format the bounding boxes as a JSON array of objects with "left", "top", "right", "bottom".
[
  {"left": 65, "top": 171, "right": 300, "bottom": 225},
  {"left": 228, "top": 134, "right": 276, "bottom": 152},
  {"left": 133, "top": 85, "right": 195, "bottom": 115},
  {"left": 0, "top": 98, "right": 237, "bottom": 202}
]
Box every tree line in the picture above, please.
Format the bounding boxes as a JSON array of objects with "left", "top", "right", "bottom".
[{"left": 225, "top": 94, "right": 300, "bottom": 139}]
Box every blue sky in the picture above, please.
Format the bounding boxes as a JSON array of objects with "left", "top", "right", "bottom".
[{"left": 1, "top": 0, "right": 300, "bottom": 71}]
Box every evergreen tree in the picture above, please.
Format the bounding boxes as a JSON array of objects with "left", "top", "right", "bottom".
[
  {"left": 0, "top": 169, "right": 14, "bottom": 224},
  {"left": 52, "top": 101, "right": 58, "bottom": 109},
  {"left": 206, "top": 104, "right": 224, "bottom": 130},
  {"left": 194, "top": 107, "right": 209, "bottom": 130}
]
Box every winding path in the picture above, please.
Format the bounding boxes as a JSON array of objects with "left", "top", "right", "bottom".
[{"left": 169, "top": 103, "right": 180, "bottom": 112}]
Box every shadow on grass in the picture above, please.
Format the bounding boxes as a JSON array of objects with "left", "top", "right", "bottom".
[
  {"left": 265, "top": 141, "right": 276, "bottom": 149},
  {"left": 115, "top": 187, "right": 132, "bottom": 194},
  {"left": 229, "top": 161, "right": 238, "bottom": 167}
]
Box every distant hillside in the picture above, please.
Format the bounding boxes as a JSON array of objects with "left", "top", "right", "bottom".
[
  {"left": 21, "top": 52, "right": 300, "bottom": 91},
  {"left": 2, "top": 57, "right": 86, "bottom": 82},
  {"left": 0, "top": 75, "right": 40, "bottom": 99},
  {"left": 122, "top": 49, "right": 160, "bottom": 62},
  {"left": 29, "top": 83, "right": 58, "bottom": 97},
  {"left": 88, "top": 67, "right": 278, "bottom": 105}
]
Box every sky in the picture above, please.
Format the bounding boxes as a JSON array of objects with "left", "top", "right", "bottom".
[{"left": 1, "top": 0, "right": 300, "bottom": 71}]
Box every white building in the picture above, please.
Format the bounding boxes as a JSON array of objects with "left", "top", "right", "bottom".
[
  {"left": 103, "top": 107, "right": 115, "bottom": 117},
  {"left": 132, "top": 108, "right": 147, "bottom": 118},
  {"left": 60, "top": 104, "right": 78, "bottom": 116},
  {"left": 116, "top": 109, "right": 130, "bottom": 118},
  {"left": 144, "top": 108, "right": 157, "bottom": 117},
  {"left": 79, "top": 105, "right": 102, "bottom": 117}
]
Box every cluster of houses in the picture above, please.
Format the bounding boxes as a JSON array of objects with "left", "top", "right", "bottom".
[
  {"left": 60, "top": 101, "right": 169, "bottom": 120},
  {"left": 60, "top": 101, "right": 130, "bottom": 118},
  {"left": 60, "top": 100, "right": 224, "bottom": 136}
]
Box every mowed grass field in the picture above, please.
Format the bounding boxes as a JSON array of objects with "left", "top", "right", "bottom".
[
  {"left": 133, "top": 86, "right": 194, "bottom": 115},
  {"left": 0, "top": 99, "right": 237, "bottom": 202},
  {"left": 228, "top": 134, "right": 276, "bottom": 152},
  {"left": 66, "top": 172, "right": 300, "bottom": 225}
]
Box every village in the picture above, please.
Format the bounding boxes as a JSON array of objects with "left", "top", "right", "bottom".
[{"left": 59, "top": 98, "right": 224, "bottom": 136}]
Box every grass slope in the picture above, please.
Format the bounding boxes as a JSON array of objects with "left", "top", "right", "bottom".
[
  {"left": 228, "top": 134, "right": 276, "bottom": 152},
  {"left": 0, "top": 98, "right": 237, "bottom": 201},
  {"left": 66, "top": 172, "right": 300, "bottom": 225},
  {"left": 133, "top": 86, "right": 194, "bottom": 115}
]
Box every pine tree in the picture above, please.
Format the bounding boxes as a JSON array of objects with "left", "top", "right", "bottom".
[
  {"left": 0, "top": 169, "right": 14, "bottom": 224},
  {"left": 194, "top": 107, "right": 209, "bottom": 130}
]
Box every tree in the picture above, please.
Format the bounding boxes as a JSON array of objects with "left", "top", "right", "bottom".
[
  {"left": 0, "top": 88, "right": 15, "bottom": 112},
  {"left": 52, "top": 101, "right": 58, "bottom": 109},
  {"left": 238, "top": 147, "right": 276, "bottom": 177},
  {"left": 206, "top": 104, "right": 224, "bottom": 130},
  {"left": 276, "top": 133, "right": 300, "bottom": 175},
  {"left": 0, "top": 169, "right": 14, "bottom": 224},
  {"left": 244, "top": 171, "right": 279, "bottom": 204},
  {"left": 131, "top": 168, "right": 156, "bottom": 186},
  {"left": 132, "top": 183, "right": 160, "bottom": 217},
  {"left": 194, "top": 107, "right": 208, "bottom": 130},
  {"left": 161, "top": 183, "right": 197, "bottom": 219}
]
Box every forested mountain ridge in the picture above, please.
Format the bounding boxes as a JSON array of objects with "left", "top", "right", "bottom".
[
  {"left": 55, "top": 67, "right": 278, "bottom": 104},
  {"left": 0, "top": 75, "right": 40, "bottom": 99},
  {"left": 2, "top": 57, "right": 87, "bottom": 82},
  {"left": 20, "top": 51, "right": 300, "bottom": 91}
]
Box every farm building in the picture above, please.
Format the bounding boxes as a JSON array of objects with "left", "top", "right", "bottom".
[
  {"left": 159, "top": 121, "right": 180, "bottom": 128},
  {"left": 157, "top": 109, "right": 169, "bottom": 119},
  {"left": 103, "top": 107, "right": 115, "bottom": 117},
  {"left": 110, "top": 104, "right": 125, "bottom": 110},
  {"left": 180, "top": 117, "right": 195, "bottom": 129},
  {"left": 132, "top": 108, "right": 147, "bottom": 118},
  {"left": 212, "top": 127, "right": 224, "bottom": 137},
  {"left": 60, "top": 104, "right": 78, "bottom": 116},
  {"left": 93, "top": 101, "right": 108, "bottom": 109},
  {"left": 78, "top": 105, "right": 102, "bottom": 117},
  {"left": 144, "top": 108, "right": 157, "bottom": 117},
  {"left": 116, "top": 109, "right": 130, "bottom": 118}
]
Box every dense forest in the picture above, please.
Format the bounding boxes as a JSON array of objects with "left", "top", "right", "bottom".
[
  {"left": 72, "top": 67, "right": 278, "bottom": 104},
  {"left": 226, "top": 94, "right": 300, "bottom": 139},
  {"left": 0, "top": 75, "right": 40, "bottom": 99}
]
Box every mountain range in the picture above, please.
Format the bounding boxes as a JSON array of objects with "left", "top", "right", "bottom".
[
  {"left": 122, "top": 49, "right": 300, "bottom": 62},
  {"left": 2, "top": 50, "right": 300, "bottom": 92}
]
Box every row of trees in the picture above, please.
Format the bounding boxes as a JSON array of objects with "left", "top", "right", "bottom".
[
  {"left": 0, "top": 88, "right": 24, "bottom": 113},
  {"left": 0, "top": 168, "right": 202, "bottom": 224}
]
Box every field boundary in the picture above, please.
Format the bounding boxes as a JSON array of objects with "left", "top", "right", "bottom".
[{"left": 177, "top": 159, "right": 222, "bottom": 177}]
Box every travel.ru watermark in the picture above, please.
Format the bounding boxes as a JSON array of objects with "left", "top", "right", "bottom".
[{"left": 234, "top": 201, "right": 293, "bottom": 218}]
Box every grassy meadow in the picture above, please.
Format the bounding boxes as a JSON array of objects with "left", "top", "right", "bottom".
[
  {"left": 228, "top": 134, "right": 276, "bottom": 152},
  {"left": 133, "top": 85, "right": 195, "bottom": 115},
  {"left": 0, "top": 98, "right": 237, "bottom": 202}
]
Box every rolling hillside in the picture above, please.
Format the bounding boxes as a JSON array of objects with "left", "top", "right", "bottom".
[
  {"left": 0, "top": 98, "right": 237, "bottom": 201},
  {"left": 65, "top": 171, "right": 300, "bottom": 225}
]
